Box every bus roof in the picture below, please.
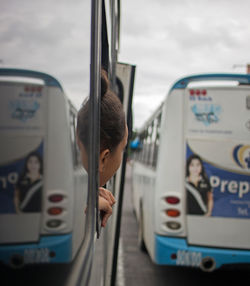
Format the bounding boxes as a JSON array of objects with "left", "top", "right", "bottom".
[
  {"left": 0, "top": 68, "right": 63, "bottom": 91},
  {"left": 170, "top": 73, "right": 250, "bottom": 91}
]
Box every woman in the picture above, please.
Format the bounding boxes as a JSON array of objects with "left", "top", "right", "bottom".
[
  {"left": 77, "top": 69, "right": 128, "bottom": 227},
  {"left": 186, "top": 154, "right": 213, "bottom": 216},
  {"left": 14, "top": 152, "right": 43, "bottom": 213}
]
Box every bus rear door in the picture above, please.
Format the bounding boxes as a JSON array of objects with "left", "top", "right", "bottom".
[
  {"left": 0, "top": 75, "right": 45, "bottom": 248},
  {"left": 185, "top": 76, "right": 250, "bottom": 250}
]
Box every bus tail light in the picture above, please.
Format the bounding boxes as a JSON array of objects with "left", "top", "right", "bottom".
[
  {"left": 165, "top": 209, "right": 180, "bottom": 217},
  {"left": 201, "top": 89, "right": 207, "bottom": 95},
  {"left": 49, "top": 194, "right": 64, "bottom": 203},
  {"left": 166, "top": 221, "right": 181, "bottom": 230},
  {"left": 165, "top": 196, "right": 180, "bottom": 204},
  {"left": 48, "top": 207, "right": 63, "bottom": 215},
  {"left": 47, "top": 220, "right": 62, "bottom": 228},
  {"left": 189, "top": 89, "right": 207, "bottom": 96}
]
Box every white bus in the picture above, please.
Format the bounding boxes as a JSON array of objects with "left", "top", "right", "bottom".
[
  {"left": 131, "top": 73, "right": 250, "bottom": 272},
  {"left": 0, "top": 68, "right": 87, "bottom": 267}
]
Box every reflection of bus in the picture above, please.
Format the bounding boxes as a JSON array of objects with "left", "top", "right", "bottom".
[
  {"left": 131, "top": 74, "right": 250, "bottom": 272},
  {"left": 0, "top": 1, "right": 135, "bottom": 285},
  {"left": 0, "top": 69, "right": 87, "bottom": 266}
]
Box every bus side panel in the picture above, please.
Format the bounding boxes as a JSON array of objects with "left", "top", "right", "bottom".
[
  {"left": 154, "top": 90, "right": 186, "bottom": 237},
  {"left": 140, "top": 164, "right": 156, "bottom": 260},
  {"left": 42, "top": 87, "right": 74, "bottom": 237},
  {"left": 72, "top": 168, "right": 88, "bottom": 259},
  {"left": 131, "top": 161, "right": 156, "bottom": 261},
  {"left": 131, "top": 162, "right": 142, "bottom": 221}
]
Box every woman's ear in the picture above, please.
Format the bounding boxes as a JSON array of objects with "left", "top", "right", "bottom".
[{"left": 99, "top": 149, "right": 110, "bottom": 173}]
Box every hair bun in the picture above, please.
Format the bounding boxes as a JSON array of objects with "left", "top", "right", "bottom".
[{"left": 101, "top": 68, "right": 109, "bottom": 99}]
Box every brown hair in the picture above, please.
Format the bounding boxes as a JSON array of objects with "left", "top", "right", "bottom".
[{"left": 77, "top": 69, "right": 126, "bottom": 153}]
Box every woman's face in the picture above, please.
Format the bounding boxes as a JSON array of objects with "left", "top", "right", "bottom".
[
  {"left": 189, "top": 158, "right": 202, "bottom": 177},
  {"left": 27, "top": 156, "right": 40, "bottom": 174},
  {"left": 78, "top": 125, "right": 128, "bottom": 186},
  {"left": 77, "top": 136, "right": 88, "bottom": 172},
  {"left": 99, "top": 125, "right": 128, "bottom": 186}
]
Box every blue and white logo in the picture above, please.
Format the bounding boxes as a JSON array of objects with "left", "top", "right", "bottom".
[
  {"left": 233, "top": 144, "right": 250, "bottom": 169},
  {"left": 9, "top": 100, "right": 40, "bottom": 122},
  {"left": 191, "top": 104, "right": 222, "bottom": 126}
]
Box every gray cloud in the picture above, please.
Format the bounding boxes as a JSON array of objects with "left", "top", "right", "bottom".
[
  {"left": 1, "top": 0, "right": 250, "bottom": 128},
  {"left": 0, "top": 0, "right": 91, "bottom": 107},
  {"left": 119, "top": 0, "right": 250, "bottom": 127}
]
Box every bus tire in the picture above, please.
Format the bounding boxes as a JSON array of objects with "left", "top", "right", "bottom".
[{"left": 138, "top": 203, "right": 147, "bottom": 252}]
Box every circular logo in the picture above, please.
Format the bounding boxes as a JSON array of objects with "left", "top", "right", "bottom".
[{"left": 233, "top": 144, "right": 250, "bottom": 169}]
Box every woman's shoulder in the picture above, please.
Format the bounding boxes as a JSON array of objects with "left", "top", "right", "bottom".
[
  {"left": 17, "top": 175, "right": 30, "bottom": 187},
  {"left": 200, "top": 177, "right": 211, "bottom": 189}
]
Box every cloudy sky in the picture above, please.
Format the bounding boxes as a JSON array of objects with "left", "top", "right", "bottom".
[{"left": 1, "top": 0, "right": 250, "bottom": 128}]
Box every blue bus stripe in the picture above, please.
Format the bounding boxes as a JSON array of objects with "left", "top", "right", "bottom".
[
  {"left": 155, "top": 235, "right": 250, "bottom": 268},
  {"left": 0, "top": 234, "right": 72, "bottom": 265}
]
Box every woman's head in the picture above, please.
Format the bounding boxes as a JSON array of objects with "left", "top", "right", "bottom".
[
  {"left": 24, "top": 152, "right": 43, "bottom": 175},
  {"left": 77, "top": 69, "right": 127, "bottom": 186},
  {"left": 186, "top": 154, "right": 204, "bottom": 178}
]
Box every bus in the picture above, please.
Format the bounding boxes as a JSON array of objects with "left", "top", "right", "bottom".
[
  {"left": 0, "top": 0, "right": 136, "bottom": 285},
  {"left": 131, "top": 73, "right": 250, "bottom": 272},
  {"left": 0, "top": 68, "right": 87, "bottom": 267}
]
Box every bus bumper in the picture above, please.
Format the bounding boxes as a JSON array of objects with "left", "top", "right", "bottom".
[
  {"left": 0, "top": 234, "right": 72, "bottom": 267},
  {"left": 155, "top": 235, "right": 250, "bottom": 271}
]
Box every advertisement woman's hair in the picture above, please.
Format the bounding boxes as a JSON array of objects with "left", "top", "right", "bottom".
[
  {"left": 186, "top": 154, "right": 207, "bottom": 179},
  {"left": 18, "top": 152, "right": 43, "bottom": 183}
]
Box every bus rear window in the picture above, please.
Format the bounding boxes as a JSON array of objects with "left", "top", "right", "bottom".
[
  {"left": 186, "top": 86, "right": 250, "bottom": 141},
  {"left": 0, "top": 82, "right": 45, "bottom": 133}
]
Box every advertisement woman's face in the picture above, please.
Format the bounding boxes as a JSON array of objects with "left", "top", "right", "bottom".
[
  {"left": 189, "top": 159, "right": 202, "bottom": 176},
  {"left": 27, "top": 156, "right": 40, "bottom": 174}
]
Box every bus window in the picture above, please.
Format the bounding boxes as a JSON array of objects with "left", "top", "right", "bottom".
[{"left": 70, "top": 109, "right": 80, "bottom": 168}]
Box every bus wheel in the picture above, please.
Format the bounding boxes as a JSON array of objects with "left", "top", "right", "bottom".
[{"left": 138, "top": 204, "right": 147, "bottom": 252}]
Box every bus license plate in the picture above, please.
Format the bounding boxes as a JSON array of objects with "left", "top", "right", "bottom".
[
  {"left": 176, "top": 250, "right": 202, "bottom": 267},
  {"left": 24, "top": 248, "right": 50, "bottom": 263}
]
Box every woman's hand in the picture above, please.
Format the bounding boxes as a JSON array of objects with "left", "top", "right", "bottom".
[{"left": 99, "top": 187, "right": 116, "bottom": 227}]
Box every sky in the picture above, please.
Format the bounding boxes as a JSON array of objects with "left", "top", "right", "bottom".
[{"left": 1, "top": 0, "right": 250, "bottom": 129}]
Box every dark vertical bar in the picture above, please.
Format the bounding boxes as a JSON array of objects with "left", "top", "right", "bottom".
[
  {"left": 65, "top": 0, "right": 102, "bottom": 285},
  {"left": 110, "top": 0, "right": 117, "bottom": 90},
  {"left": 110, "top": 65, "right": 136, "bottom": 286},
  {"left": 101, "top": 0, "right": 109, "bottom": 73},
  {"left": 117, "top": 0, "right": 121, "bottom": 53},
  {"left": 89, "top": 0, "right": 101, "bottom": 239}
]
